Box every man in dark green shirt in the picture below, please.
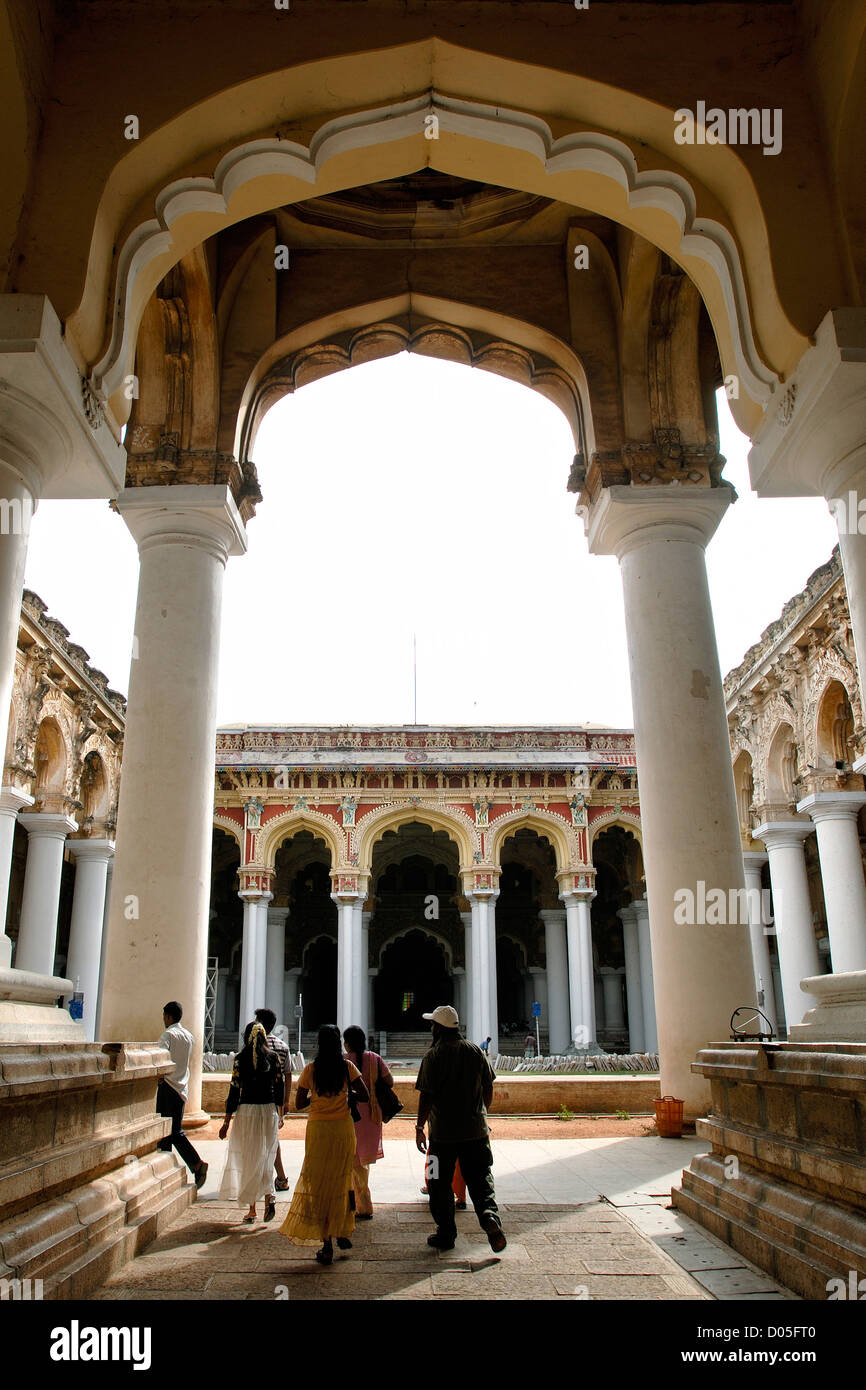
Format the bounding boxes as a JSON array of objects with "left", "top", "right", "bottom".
[{"left": 415, "top": 1004, "right": 506, "bottom": 1252}]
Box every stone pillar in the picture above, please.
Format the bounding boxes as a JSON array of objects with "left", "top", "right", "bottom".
[
  {"left": 367, "top": 968, "right": 378, "bottom": 1039},
  {"left": 265, "top": 906, "right": 289, "bottom": 1023},
  {"left": 586, "top": 486, "right": 756, "bottom": 1110},
  {"left": 599, "top": 967, "right": 625, "bottom": 1032},
  {"left": 460, "top": 910, "right": 476, "bottom": 1042},
  {"left": 0, "top": 787, "right": 33, "bottom": 967},
  {"left": 561, "top": 890, "right": 597, "bottom": 1047},
  {"left": 216, "top": 967, "right": 230, "bottom": 1029},
  {"left": 796, "top": 792, "right": 866, "bottom": 974},
  {"left": 66, "top": 839, "right": 115, "bottom": 1041},
  {"left": 618, "top": 903, "right": 646, "bottom": 1053},
  {"left": 754, "top": 820, "right": 822, "bottom": 1031},
  {"left": 742, "top": 850, "right": 778, "bottom": 1034},
  {"left": 633, "top": 898, "right": 658, "bottom": 1054},
  {"left": 331, "top": 893, "right": 361, "bottom": 1033},
  {"left": 100, "top": 486, "right": 246, "bottom": 1116},
  {"left": 0, "top": 458, "right": 38, "bottom": 772},
  {"left": 94, "top": 856, "right": 113, "bottom": 1038},
  {"left": 253, "top": 892, "right": 272, "bottom": 1016},
  {"left": 468, "top": 892, "right": 499, "bottom": 1055},
  {"left": 238, "top": 891, "right": 264, "bottom": 1042},
  {"left": 353, "top": 906, "right": 371, "bottom": 1036},
  {"left": 15, "top": 812, "right": 77, "bottom": 975},
  {"left": 541, "top": 908, "right": 569, "bottom": 1055}
]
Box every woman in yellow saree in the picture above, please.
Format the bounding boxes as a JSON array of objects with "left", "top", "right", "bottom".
[{"left": 279, "top": 1023, "right": 370, "bottom": 1265}]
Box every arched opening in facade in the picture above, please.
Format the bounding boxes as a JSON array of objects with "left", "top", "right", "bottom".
[
  {"left": 368, "top": 821, "right": 461, "bottom": 1039},
  {"left": 375, "top": 929, "right": 453, "bottom": 1032},
  {"left": 592, "top": 824, "right": 645, "bottom": 1052},
  {"left": 816, "top": 680, "right": 855, "bottom": 772},
  {"left": 33, "top": 718, "right": 67, "bottom": 806},
  {"left": 208, "top": 828, "right": 242, "bottom": 1047},
  {"left": 275, "top": 831, "right": 336, "bottom": 1034},
  {"left": 496, "top": 829, "right": 556, "bottom": 1045}
]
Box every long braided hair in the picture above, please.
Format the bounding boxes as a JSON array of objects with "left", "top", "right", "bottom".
[{"left": 238, "top": 1020, "right": 273, "bottom": 1083}]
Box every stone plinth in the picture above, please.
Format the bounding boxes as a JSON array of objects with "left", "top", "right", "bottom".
[
  {"left": 673, "top": 1041, "right": 866, "bottom": 1300},
  {"left": 0, "top": 1041, "right": 195, "bottom": 1299},
  {"left": 202, "top": 1071, "right": 661, "bottom": 1117},
  {"left": 788, "top": 970, "right": 866, "bottom": 1043},
  {"left": 0, "top": 967, "right": 85, "bottom": 1042}
]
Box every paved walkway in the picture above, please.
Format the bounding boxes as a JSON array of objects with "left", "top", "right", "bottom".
[{"left": 93, "top": 1137, "right": 795, "bottom": 1301}]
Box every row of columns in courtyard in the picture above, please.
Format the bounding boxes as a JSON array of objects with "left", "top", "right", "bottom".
[
  {"left": 0, "top": 790, "right": 114, "bottom": 1040},
  {"left": 232, "top": 879, "right": 658, "bottom": 1057},
  {"left": 747, "top": 791, "right": 866, "bottom": 1034}
]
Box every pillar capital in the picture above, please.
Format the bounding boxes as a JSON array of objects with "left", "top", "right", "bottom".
[
  {"left": 749, "top": 309, "right": 866, "bottom": 499},
  {"left": 67, "top": 837, "right": 115, "bottom": 862},
  {"left": 238, "top": 865, "right": 274, "bottom": 897},
  {"left": 0, "top": 786, "right": 34, "bottom": 817},
  {"left": 743, "top": 850, "right": 769, "bottom": 871},
  {"left": 239, "top": 888, "right": 273, "bottom": 906},
  {"left": 19, "top": 812, "right": 78, "bottom": 839},
  {"left": 796, "top": 791, "right": 866, "bottom": 823},
  {"left": 583, "top": 483, "right": 733, "bottom": 560},
  {"left": 559, "top": 888, "right": 596, "bottom": 906},
  {"left": 115, "top": 484, "right": 247, "bottom": 564},
  {"left": 754, "top": 818, "right": 815, "bottom": 850},
  {"left": 538, "top": 907, "right": 566, "bottom": 923},
  {"left": 266, "top": 903, "right": 290, "bottom": 924}
]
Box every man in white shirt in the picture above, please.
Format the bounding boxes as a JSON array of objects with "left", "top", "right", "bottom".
[{"left": 157, "top": 1000, "right": 208, "bottom": 1189}]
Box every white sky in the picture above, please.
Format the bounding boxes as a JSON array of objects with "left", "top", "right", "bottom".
[{"left": 23, "top": 354, "right": 839, "bottom": 728}]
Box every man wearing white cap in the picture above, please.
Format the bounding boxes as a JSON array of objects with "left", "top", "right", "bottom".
[{"left": 414, "top": 1004, "right": 506, "bottom": 1253}]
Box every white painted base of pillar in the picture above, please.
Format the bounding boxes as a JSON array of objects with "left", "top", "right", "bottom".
[
  {"left": 787, "top": 970, "right": 866, "bottom": 1043},
  {"left": 0, "top": 966, "right": 85, "bottom": 1041}
]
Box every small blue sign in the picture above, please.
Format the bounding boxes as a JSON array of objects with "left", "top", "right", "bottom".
[
  {"left": 531, "top": 1001, "right": 541, "bottom": 1018},
  {"left": 69, "top": 995, "right": 84, "bottom": 1021}
]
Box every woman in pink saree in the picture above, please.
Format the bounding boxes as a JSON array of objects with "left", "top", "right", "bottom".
[{"left": 342, "top": 1025, "right": 395, "bottom": 1219}]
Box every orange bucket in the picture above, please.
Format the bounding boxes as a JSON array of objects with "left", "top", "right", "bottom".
[{"left": 654, "top": 1095, "right": 684, "bottom": 1138}]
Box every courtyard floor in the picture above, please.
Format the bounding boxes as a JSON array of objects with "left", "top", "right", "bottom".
[{"left": 92, "top": 1136, "right": 796, "bottom": 1301}]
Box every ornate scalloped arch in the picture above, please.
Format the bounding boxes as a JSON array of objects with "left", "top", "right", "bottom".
[
  {"left": 33, "top": 704, "right": 74, "bottom": 794},
  {"left": 488, "top": 808, "right": 575, "bottom": 871},
  {"left": 808, "top": 661, "right": 861, "bottom": 765},
  {"left": 213, "top": 813, "right": 244, "bottom": 853},
  {"left": 376, "top": 924, "right": 455, "bottom": 969},
  {"left": 78, "top": 59, "right": 795, "bottom": 434},
  {"left": 354, "top": 802, "right": 476, "bottom": 873},
  {"left": 259, "top": 808, "right": 345, "bottom": 869},
  {"left": 588, "top": 808, "right": 644, "bottom": 852}
]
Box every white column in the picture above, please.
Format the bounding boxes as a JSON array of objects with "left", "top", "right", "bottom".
[
  {"left": 332, "top": 894, "right": 360, "bottom": 1033},
  {"left": 94, "top": 856, "right": 114, "bottom": 1039},
  {"left": 0, "top": 461, "right": 38, "bottom": 771},
  {"left": 477, "top": 892, "right": 499, "bottom": 1055},
  {"left": 265, "top": 905, "right": 289, "bottom": 1022},
  {"left": 353, "top": 906, "right": 370, "bottom": 1036},
  {"left": 561, "top": 890, "right": 597, "bottom": 1047},
  {"left": 796, "top": 792, "right": 866, "bottom": 974},
  {"left": 367, "top": 968, "right": 378, "bottom": 1038},
  {"left": 238, "top": 891, "right": 263, "bottom": 1042},
  {"left": 254, "top": 892, "right": 272, "bottom": 1015},
  {"left": 100, "top": 486, "right": 246, "bottom": 1116},
  {"left": 0, "top": 787, "right": 33, "bottom": 967},
  {"left": 460, "top": 909, "right": 476, "bottom": 1042},
  {"left": 541, "top": 908, "right": 569, "bottom": 1055},
  {"left": 742, "top": 851, "right": 778, "bottom": 1034},
  {"left": 755, "top": 820, "right": 821, "bottom": 1031},
  {"left": 15, "top": 812, "right": 77, "bottom": 975},
  {"left": 216, "top": 967, "right": 230, "bottom": 1029},
  {"left": 618, "top": 903, "right": 646, "bottom": 1053},
  {"left": 633, "top": 898, "right": 658, "bottom": 1054},
  {"left": 66, "top": 838, "right": 114, "bottom": 1041},
  {"left": 586, "top": 486, "right": 757, "bottom": 1110},
  {"left": 599, "top": 967, "right": 625, "bottom": 1030}
]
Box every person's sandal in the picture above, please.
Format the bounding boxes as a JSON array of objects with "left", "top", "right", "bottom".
[
  {"left": 264, "top": 1196, "right": 276, "bottom": 1222},
  {"left": 274, "top": 1178, "right": 289, "bottom": 1191},
  {"left": 242, "top": 1213, "right": 256, "bottom": 1224},
  {"left": 336, "top": 1237, "right": 352, "bottom": 1250},
  {"left": 315, "top": 1244, "right": 333, "bottom": 1265}
]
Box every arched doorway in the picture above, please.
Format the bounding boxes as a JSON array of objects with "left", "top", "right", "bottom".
[{"left": 375, "top": 929, "right": 452, "bottom": 1031}]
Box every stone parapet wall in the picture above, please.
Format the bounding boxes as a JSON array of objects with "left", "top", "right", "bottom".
[
  {"left": 674, "top": 1040, "right": 866, "bottom": 1300},
  {"left": 0, "top": 1042, "right": 195, "bottom": 1299},
  {"left": 201, "top": 1071, "right": 660, "bottom": 1117}
]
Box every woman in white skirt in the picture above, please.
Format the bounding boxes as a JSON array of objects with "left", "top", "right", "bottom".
[{"left": 218, "top": 1021, "right": 285, "bottom": 1223}]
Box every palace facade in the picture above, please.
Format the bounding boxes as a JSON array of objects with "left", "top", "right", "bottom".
[{"left": 6, "top": 552, "right": 866, "bottom": 1059}]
